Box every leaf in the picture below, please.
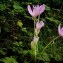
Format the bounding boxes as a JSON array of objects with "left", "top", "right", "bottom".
[
  {"left": 8, "top": 10, "right": 15, "bottom": 16},
  {"left": 54, "top": 54, "right": 62, "bottom": 61},
  {"left": 18, "top": 41, "right": 23, "bottom": 46},
  {"left": 42, "top": 52, "right": 50, "bottom": 61},
  {"left": 23, "top": 50, "right": 28, "bottom": 55},
  {"left": 37, "top": 56, "right": 45, "bottom": 61},
  {"left": 0, "top": 48, "right": 6, "bottom": 55},
  {"left": 4, "top": 28, "right": 10, "bottom": 32},
  {"left": 17, "top": 20, "right": 23, "bottom": 27},
  {"left": 24, "top": 60, "right": 28, "bottom": 63},
  {"left": 22, "top": 27, "right": 27, "bottom": 33},
  {"left": 24, "top": 15, "right": 32, "bottom": 20},
  {"left": 13, "top": 5, "right": 22, "bottom": 10},
  {"left": 0, "top": 4, "right": 5, "bottom": 10},
  {"left": 2, "top": 57, "right": 18, "bottom": 63},
  {"left": 28, "top": 32, "right": 33, "bottom": 37},
  {"left": 46, "top": 17, "right": 60, "bottom": 25},
  {"left": 13, "top": 42, "right": 19, "bottom": 46},
  {"left": 46, "top": 5, "right": 50, "bottom": 11},
  {"left": 37, "top": 52, "right": 50, "bottom": 61}
]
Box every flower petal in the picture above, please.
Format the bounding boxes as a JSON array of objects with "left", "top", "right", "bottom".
[
  {"left": 32, "top": 6, "right": 39, "bottom": 17},
  {"left": 33, "top": 36, "right": 39, "bottom": 43},
  {"left": 58, "top": 24, "right": 61, "bottom": 35},
  {"left": 60, "top": 28, "right": 63, "bottom": 36},
  {"left": 39, "top": 4, "right": 46, "bottom": 15},
  {"left": 27, "top": 4, "right": 46, "bottom": 17},
  {"left": 27, "top": 5, "right": 39, "bottom": 17},
  {"left": 36, "top": 21, "right": 44, "bottom": 29},
  {"left": 27, "top": 5, "right": 33, "bottom": 16},
  {"left": 40, "top": 21, "right": 44, "bottom": 28},
  {"left": 31, "top": 36, "right": 39, "bottom": 50},
  {"left": 36, "top": 22, "right": 40, "bottom": 29}
]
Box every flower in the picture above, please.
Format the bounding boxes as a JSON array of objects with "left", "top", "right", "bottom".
[
  {"left": 58, "top": 24, "right": 63, "bottom": 36},
  {"left": 38, "top": 4, "right": 46, "bottom": 15},
  {"left": 27, "top": 5, "right": 39, "bottom": 18},
  {"left": 31, "top": 36, "right": 39, "bottom": 45},
  {"left": 35, "top": 21, "right": 44, "bottom": 36},
  {"left": 36, "top": 21, "right": 44, "bottom": 30},
  {"left": 35, "top": 21, "right": 44, "bottom": 37},
  {"left": 31, "top": 37, "right": 39, "bottom": 50},
  {"left": 27, "top": 4, "right": 46, "bottom": 18}
]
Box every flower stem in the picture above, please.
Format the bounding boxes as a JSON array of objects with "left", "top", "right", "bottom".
[
  {"left": 42, "top": 35, "right": 60, "bottom": 53},
  {"left": 35, "top": 48, "right": 36, "bottom": 62},
  {"left": 34, "top": 20, "right": 35, "bottom": 36}
]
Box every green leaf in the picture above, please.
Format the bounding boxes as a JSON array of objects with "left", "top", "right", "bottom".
[
  {"left": 42, "top": 52, "right": 50, "bottom": 61},
  {"left": 54, "top": 54, "right": 62, "bottom": 61},
  {"left": 28, "top": 32, "right": 33, "bottom": 37},
  {"left": 46, "top": 5, "right": 50, "bottom": 11},
  {"left": 37, "top": 52, "right": 50, "bottom": 61},
  {"left": 46, "top": 17, "right": 60, "bottom": 25},
  {"left": 13, "top": 42, "right": 19, "bottom": 46},
  {"left": 8, "top": 10, "right": 15, "bottom": 16},
  {"left": 4, "top": 28, "right": 10, "bottom": 32},
  {"left": 24, "top": 15, "right": 32, "bottom": 20},
  {"left": 17, "top": 20, "right": 23, "bottom": 27},
  {"left": 13, "top": 5, "right": 22, "bottom": 10},
  {"left": 0, "top": 48, "right": 6, "bottom": 55},
  {"left": 22, "top": 27, "right": 27, "bottom": 33},
  {"left": 24, "top": 60, "right": 28, "bottom": 63},
  {"left": 18, "top": 41, "right": 23, "bottom": 46},
  {"left": 0, "top": 4, "right": 5, "bottom": 10},
  {"left": 2, "top": 56, "right": 18, "bottom": 63},
  {"left": 23, "top": 50, "right": 28, "bottom": 55},
  {"left": 37, "top": 56, "right": 45, "bottom": 61}
]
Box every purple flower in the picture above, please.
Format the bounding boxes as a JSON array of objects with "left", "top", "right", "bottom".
[
  {"left": 35, "top": 21, "right": 44, "bottom": 36},
  {"left": 38, "top": 4, "right": 46, "bottom": 15},
  {"left": 27, "top": 4, "right": 46, "bottom": 18},
  {"left": 58, "top": 24, "right": 63, "bottom": 37},
  {"left": 36, "top": 21, "right": 44, "bottom": 30}
]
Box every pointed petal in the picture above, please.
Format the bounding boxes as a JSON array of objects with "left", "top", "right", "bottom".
[
  {"left": 40, "top": 21, "right": 44, "bottom": 28},
  {"left": 27, "top": 5, "right": 33, "bottom": 16},
  {"left": 60, "top": 28, "right": 63, "bottom": 36},
  {"left": 58, "top": 24, "right": 61, "bottom": 35},
  {"left": 39, "top": 4, "right": 46, "bottom": 15},
  {"left": 32, "top": 5, "right": 40, "bottom": 17},
  {"left": 36, "top": 22, "right": 40, "bottom": 29},
  {"left": 36, "top": 21, "right": 44, "bottom": 29}
]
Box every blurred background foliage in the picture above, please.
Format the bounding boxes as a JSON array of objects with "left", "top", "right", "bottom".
[{"left": 0, "top": 0, "right": 63, "bottom": 63}]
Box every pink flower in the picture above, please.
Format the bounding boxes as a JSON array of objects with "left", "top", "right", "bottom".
[
  {"left": 33, "top": 36, "right": 39, "bottom": 43},
  {"left": 31, "top": 37, "right": 39, "bottom": 50},
  {"left": 35, "top": 21, "right": 44, "bottom": 36},
  {"left": 27, "top": 4, "right": 46, "bottom": 18},
  {"left": 38, "top": 4, "right": 46, "bottom": 15},
  {"left": 58, "top": 24, "right": 63, "bottom": 36},
  {"left": 36, "top": 21, "right": 44, "bottom": 30},
  {"left": 31, "top": 36, "right": 39, "bottom": 45}
]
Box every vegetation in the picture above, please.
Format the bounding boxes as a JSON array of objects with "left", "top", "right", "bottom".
[{"left": 0, "top": 0, "right": 63, "bottom": 63}]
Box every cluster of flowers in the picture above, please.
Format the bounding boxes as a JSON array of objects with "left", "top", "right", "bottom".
[
  {"left": 27, "top": 4, "right": 46, "bottom": 50},
  {"left": 27, "top": 4, "right": 63, "bottom": 51}
]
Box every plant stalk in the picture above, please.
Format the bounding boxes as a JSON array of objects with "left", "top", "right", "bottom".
[{"left": 42, "top": 36, "right": 60, "bottom": 53}]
